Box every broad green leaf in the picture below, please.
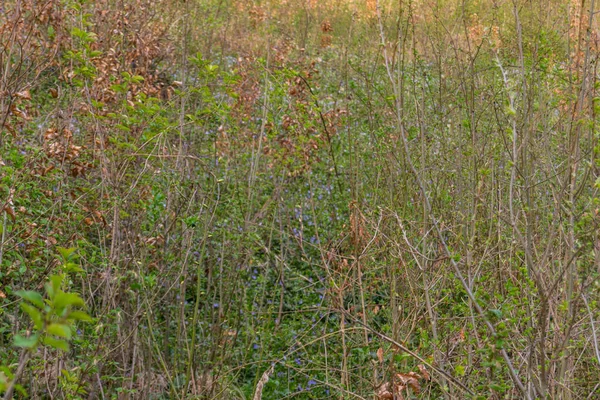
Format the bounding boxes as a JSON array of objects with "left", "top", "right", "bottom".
[
  {"left": 64, "top": 262, "right": 84, "bottom": 273},
  {"left": 57, "top": 247, "right": 77, "bottom": 261},
  {"left": 14, "top": 383, "right": 27, "bottom": 397},
  {"left": 53, "top": 292, "right": 85, "bottom": 310},
  {"left": 15, "top": 290, "right": 44, "bottom": 308},
  {"left": 42, "top": 336, "right": 69, "bottom": 351},
  {"left": 68, "top": 310, "right": 92, "bottom": 322},
  {"left": 14, "top": 334, "right": 39, "bottom": 349},
  {"left": 47, "top": 323, "right": 72, "bottom": 339},
  {"left": 0, "top": 366, "right": 12, "bottom": 379},
  {"left": 20, "top": 303, "right": 43, "bottom": 329},
  {"left": 46, "top": 275, "right": 64, "bottom": 299}
]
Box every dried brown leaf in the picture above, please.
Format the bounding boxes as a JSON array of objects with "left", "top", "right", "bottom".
[
  {"left": 4, "top": 206, "right": 16, "bottom": 221},
  {"left": 377, "top": 347, "right": 384, "bottom": 363},
  {"left": 418, "top": 364, "right": 430, "bottom": 381},
  {"left": 393, "top": 382, "right": 406, "bottom": 399},
  {"left": 396, "top": 372, "right": 421, "bottom": 394},
  {"left": 375, "top": 382, "right": 393, "bottom": 400},
  {"left": 15, "top": 90, "right": 31, "bottom": 100}
]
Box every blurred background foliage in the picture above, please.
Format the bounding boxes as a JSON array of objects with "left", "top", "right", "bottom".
[{"left": 1, "top": 0, "right": 600, "bottom": 398}]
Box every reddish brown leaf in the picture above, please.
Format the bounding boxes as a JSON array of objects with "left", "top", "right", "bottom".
[
  {"left": 393, "top": 382, "right": 406, "bottom": 399},
  {"left": 15, "top": 90, "right": 31, "bottom": 100},
  {"left": 418, "top": 364, "right": 430, "bottom": 381},
  {"left": 396, "top": 372, "right": 421, "bottom": 394},
  {"left": 4, "top": 206, "right": 16, "bottom": 221},
  {"left": 375, "top": 382, "right": 393, "bottom": 400},
  {"left": 377, "top": 347, "right": 384, "bottom": 363}
]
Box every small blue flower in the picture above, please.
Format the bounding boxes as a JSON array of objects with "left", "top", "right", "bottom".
[{"left": 307, "top": 379, "right": 317, "bottom": 387}]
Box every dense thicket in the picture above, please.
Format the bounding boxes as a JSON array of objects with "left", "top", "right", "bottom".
[{"left": 1, "top": 0, "right": 600, "bottom": 399}]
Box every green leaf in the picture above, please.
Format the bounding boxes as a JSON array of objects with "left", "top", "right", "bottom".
[
  {"left": 15, "top": 290, "right": 44, "bottom": 308},
  {"left": 64, "top": 262, "right": 84, "bottom": 273},
  {"left": 57, "top": 247, "right": 77, "bottom": 261},
  {"left": 53, "top": 292, "right": 85, "bottom": 310},
  {"left": 14, "top": 383, "right": 27, "bottom": 397},
  {"left": 490, "top": 383, "right": 505, "bottom": 392},
  {"left": 20, "top": 303, "right": 43, "bottom": 330},
  {"left": 115, "top": 124, "right": 131, "bottom": 132},
  {"left": 14, "top": 334, "right": 39, "bottom": 349},
  {"left": 68, "top": 310, "right": 92, "bottom": 322},
  {"left": 46, "top": 275, "right": 64, "bottom": 299},
  {"left": 42, "top": 336, "right": 69, "bottom": 351},
  {"left": 47, "top": 323, "right": 72, "bottom": 339},
  {"left": 0, "top": 366, "right": 13, "bottom": 379}
]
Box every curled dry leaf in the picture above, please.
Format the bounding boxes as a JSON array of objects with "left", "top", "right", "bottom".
[
  {"left": 375, "top": 382, "right": 393, "bottom": 400},
  {"left": 418, "top": 364, "right": 430, "bottom": 381},
  {"left": 396, "top": 372, "right": 421, "bottom": 394},
  {"left": 377, "top": 347, "right": 384, "bottom": 363},
  {"left": 15, "top": 90, "right": 32, "bottom": 100},
  {"left": 4, "top": 206, "right": 16, "bottom": 221},
  {"left": 10, "top": 105, "right": 30, "bottom": 120},
  {"left": 393, "top": 382, "right": 406, "bottom": 399}
]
